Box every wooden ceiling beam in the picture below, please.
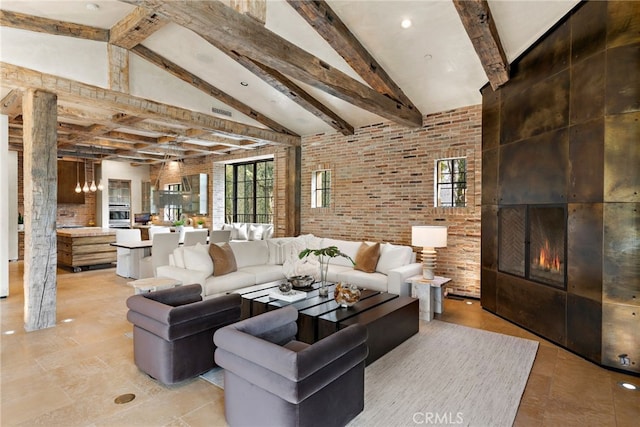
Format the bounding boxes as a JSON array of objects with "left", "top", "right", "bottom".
[
  {"left": 225, "top": 50, "right": 355, "bottom": 136},
  {"left": 0, "top": 9, "right": 108, "bottom": 41},
  {"left": 124, "top": 0, "right": 423, "bottom": 128},
  {"left": 452, "top": 0, "right": 510, "bottom": 90},
  {"left": 287, "top": 0, "right": 419, "bottom": 114},
  {"left": 109, "top": 6, "right": 167, "bottom": 49},
  {"left": 1, "top": 62, "right": 300, "bottom": 146},
  {"left": 1, "top": 89, "right": 23, "bottom": 120},
  {"left": 131, "top": 45, "right": 298, "bottom": 136}
]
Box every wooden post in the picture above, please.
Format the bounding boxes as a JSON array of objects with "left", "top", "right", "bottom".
[
  {"left": 22, "top": 89, "right": 58, "bottom": 331},
  {"left": 285, "top": 145, "right": 301, "bottom": 237}
]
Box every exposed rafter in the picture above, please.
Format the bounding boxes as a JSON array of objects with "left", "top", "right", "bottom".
[
  {"left": 287, "top": 0, "right": 420, "bottom": 114},
  {"left": 0, "top": 9, "right": 108, "bottom": 41},
  {"left": 124, "top": 0, "right": 423, "bottom": 128},
  {"left": 109, "top": 6, "right": 167, "bottom": 49},
  {"left": 131, "top": 45, "right": 299, "bottom": 136},
  {"left": 1, "top": 62, "right": 300, "bottom": 147},
  {"left": 452, "top": 0, "right": 510, "bottom": 90},
  {"left": 224, "top": 49, "right": 355, "bottom": 136}
]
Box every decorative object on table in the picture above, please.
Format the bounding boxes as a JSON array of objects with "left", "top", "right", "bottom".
[
  {"left": 412, "top": 225, "right": 448, "bottom": 280},
  {"left": 334, "top": 282, "right": 361, "bottom": 307},
  {"left": 17, "top": 212, "right": 24, "bottom": 231},
  {"left": 288, "top": 275, "right": 315, "bottom": 290},
  {"left": 299, "top": 246, "right": 354, "bottom": 297},
  {"left": 197, "top": 219, "right": 205, "bottom": 229},
  {"left": 279, "top": 281, "right": 293, "bottom": 293},
  {"left": 268, "top": 288, "right": 308, "bottom": 302}
]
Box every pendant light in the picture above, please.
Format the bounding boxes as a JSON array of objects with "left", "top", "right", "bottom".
[
  {"left": 75, "top": 160, "right": 82, "bottom": 193},
  {"left": 90, "top": 161, "right": 97, "bottom": 192},
  {"left": 82, "top": 159, "right": 90, "bottom": 193}
]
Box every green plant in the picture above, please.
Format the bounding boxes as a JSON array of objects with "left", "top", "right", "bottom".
[
  {"left": 18, "top": 212, "right": 24, "bottom": 224},
  {"left": 197, "top": 219, "right": 205, "bottom": 225},
  {"left": 299, "top": 246, "right": 353, "bottom": 264},
  {"left": 299, "top": 246, "right": 354, "bottom": 296},
  {"left": 173, "top": 219, "right": 185, "bottom": 227}
]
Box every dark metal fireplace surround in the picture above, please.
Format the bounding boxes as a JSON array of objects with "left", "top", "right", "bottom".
[{"left": 480, "top": 0, "right": 639, "bottom": 375}]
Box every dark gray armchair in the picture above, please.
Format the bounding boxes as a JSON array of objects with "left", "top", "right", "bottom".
[
  {"left": 214, "top": 305, "right": 368, "bottom": 427},
  {"left": 126, "top": 284, "right": 241, "bottom": 385}
]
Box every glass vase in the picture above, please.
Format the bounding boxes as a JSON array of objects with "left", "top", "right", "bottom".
[{"left": 319, "top": 257, "right": 330, "bottom": 297}]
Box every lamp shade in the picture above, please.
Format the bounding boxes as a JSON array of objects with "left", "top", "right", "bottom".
[{"left": 412, "top": 225, "right": 448, "bottom": 248}]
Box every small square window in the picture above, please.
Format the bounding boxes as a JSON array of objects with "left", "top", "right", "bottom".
[
  {"left": 435, "top": 158, "right": 466, "bottom": 207},
  {"left": 312, "top": 170, "right": 331, "bottom": 208}
]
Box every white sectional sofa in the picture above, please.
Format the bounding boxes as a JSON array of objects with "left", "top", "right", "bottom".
[{"left": 156, "top": 235, "right": 422, "bottom": 299}]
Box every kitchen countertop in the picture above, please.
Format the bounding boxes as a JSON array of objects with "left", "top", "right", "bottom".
[{"left": 56, "top": 227, "right": 116, "bottom": 237}]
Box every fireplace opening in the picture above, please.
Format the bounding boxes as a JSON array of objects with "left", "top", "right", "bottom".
[{"left": 498, "top": 205, "right": 567, "bottom": 289}]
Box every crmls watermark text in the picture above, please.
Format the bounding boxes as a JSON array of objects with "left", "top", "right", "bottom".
[{"left": 413, "top": 412, "right": 464, "bottom": 425}]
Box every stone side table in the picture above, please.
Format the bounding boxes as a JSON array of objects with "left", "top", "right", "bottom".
[
  {"left": 127, "top": 277, "right": 182, "bottom": 294},
  {"left": 408, "top": 275, "right": 452, "bottom": 321}
]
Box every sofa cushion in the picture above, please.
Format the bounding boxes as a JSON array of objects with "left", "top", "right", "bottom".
[
  {"left": 183, "top": 243, "right": 214, "bottom": 275},
  {"left": 225, "top": 223, "right": 248, "bottom": 240},
  {"left": 325, "top": 264, "right": 354, "bottom": 283},
  {"left": 337, "top": 269, "right": 388, "bottom": 292},
  {"left": 262, "top": 224, "right": 274, "bottom": 240},
  {"left": 376, "top": 243, "right": 413, "bottom": 275},
  {"left": 240, "top": 265, "right": 286, "bottom": 283},
  {"left": 229, "top": 240, "right": 269, "bottom": 268},
  {"left": 209, "top": 243, "right": 238, "bottom": 276},
  {"left": 204, "top": 271, "right": 256, "bottom": 297},
  {"left": 322, "top": 238, "right": 360, "bottom": 267},
  {"left": 354, "top": 242, "right": 380, "bottom": 273}
]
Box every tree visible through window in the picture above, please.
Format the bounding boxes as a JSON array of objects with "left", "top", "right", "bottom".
[
  {"left": 436, "top": 158, "right": 466, "bottom": 207},
  {"left": 225, "top": 160, "right": 274, "bottom": 223},
  {"left": 312, "top": 170, "right": 331, "bottom": 208}
]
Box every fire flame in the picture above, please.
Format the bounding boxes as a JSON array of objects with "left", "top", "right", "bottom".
[{"left": 538, "top": 240, "right": 561, "bottom": 271}]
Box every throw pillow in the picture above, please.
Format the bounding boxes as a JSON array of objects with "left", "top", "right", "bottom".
[
  {"left": 248, "top": 224, "right": 264, "bottom": 240},
  {"left": 173, "top": 247, "right": 186, "bottom": 269},
  {"left": 233, "top": 223, "right": 248, "bottom": 240},
  {"left": 354, "top": 242, "right": 381, "bottom": 273},
  {"left": 209, "top": 242, "right": 238, "bottom": 276},
  {"left": 376, "top": 243, "right": 413, "bottom": 275},
  {"left": 183, "top": 243, "right": 214, "bottom": 275}
]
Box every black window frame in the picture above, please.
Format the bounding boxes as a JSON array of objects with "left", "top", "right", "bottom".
[
  {"left": 435, "top": 157, "right": 467, "bottom": 207},
  {"left": 225, "top": 159, "right": 274, "bottom": 224}
]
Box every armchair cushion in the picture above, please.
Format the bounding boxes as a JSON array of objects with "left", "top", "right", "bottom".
[{"left": 214, "top": 306, "right": 368, "bottom": 403}]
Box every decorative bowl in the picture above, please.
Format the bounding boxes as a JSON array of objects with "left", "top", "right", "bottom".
[
  {"left": 288, "top": 275, "right": 315, "bottom": 289},
  {"left": 279, "top": 282, "right": 293, "bottom": 293},
  {"left": 334, "top": 282, "right": 361, "bottom": 307}
]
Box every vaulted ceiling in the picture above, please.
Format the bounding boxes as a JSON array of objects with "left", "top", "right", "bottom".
[{"left": 1, "top": 0, "right": 579, "bottom": 164}]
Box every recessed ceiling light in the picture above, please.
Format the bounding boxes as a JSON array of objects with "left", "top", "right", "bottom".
[
  {"left": 401, "top": 19, "right": 412, "bottom": 29},
  {"left": 240, "top": 81, "right": 249, "bottom": 87},
  {"left": 618, "top": 381, "right": 638, "bottom": 391},
  {"left": 86, "top": 3, "right": 100, "bottom": 11},
  {"left": 424, "top": 54, "right": 433, "bottom": 61}
]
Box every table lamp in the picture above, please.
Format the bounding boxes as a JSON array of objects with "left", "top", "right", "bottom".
[{"left": 412, "top": 225, "right": 448, "bottom": 280}]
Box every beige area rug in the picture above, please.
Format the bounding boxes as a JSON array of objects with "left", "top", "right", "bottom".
[
  {"left": 201, "top": 320, "right": 538, "bottom": 427},
  {"left": 349, "top": 320, "right": 538, "bottom": 427}
]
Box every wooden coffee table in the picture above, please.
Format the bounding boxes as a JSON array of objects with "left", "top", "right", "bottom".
[{"left": 233, "top": 280, "right": 418, "bottom": 365}]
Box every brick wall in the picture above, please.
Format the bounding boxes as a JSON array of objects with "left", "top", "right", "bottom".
[{"left": 300, "top": 105, "right": 482, "bottom": 297}]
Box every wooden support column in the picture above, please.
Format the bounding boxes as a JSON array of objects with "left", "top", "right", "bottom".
[
  {"left": 22, "top": 89, "right": 58, "bottom": 331},
  {"left": 285, "top": 145, "right": 301, "bottom": 237},
  {"left": 108, "top": 44, "right": 129, "bottom": 93}
]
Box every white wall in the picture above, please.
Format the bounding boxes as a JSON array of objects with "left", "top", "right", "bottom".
[
  {"left": 98, "top": 160, "right": 150, "bottom": 228},
  {"left": 1, "top": 115, "right": 15, "bottom": 297}
]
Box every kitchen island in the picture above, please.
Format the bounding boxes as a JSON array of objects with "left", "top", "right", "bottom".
[{"left": 57, "top": 227, "right": 117, "bottom": 272}]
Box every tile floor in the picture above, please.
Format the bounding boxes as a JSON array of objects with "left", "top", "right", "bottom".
[{"left": 1, "top": 262, "right": 638, "bottom": 426}]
